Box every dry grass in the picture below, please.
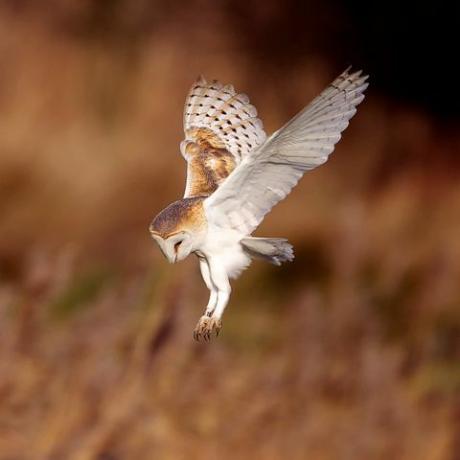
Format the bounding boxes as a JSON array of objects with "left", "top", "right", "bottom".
[{"left": 0, "top": 4, "right": 459, "bottom": 459}]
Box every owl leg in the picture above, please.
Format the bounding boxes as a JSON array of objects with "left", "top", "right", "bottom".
[
  {"left": 198, "top": 257, "right": 217, "bottom": 316},
  {"left": 194, "top": 257, "right": 230, "bottom": 341},
  {"left": 209, "top": 258, "right": 231, "bottom": 322}
]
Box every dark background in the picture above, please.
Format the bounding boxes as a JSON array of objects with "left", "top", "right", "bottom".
[{"left": 0, "top": 1, "right": 459, "bottom": 459}]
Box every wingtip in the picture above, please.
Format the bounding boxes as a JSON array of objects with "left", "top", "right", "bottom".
[
  {"left": 195, "top": 74, "right": 207, "bottom": 85},
  {"left": 342, "top": 66, "right": 369, "bottom": 82},
  {"left": 341, "top": 65, "right": 369, "bottom": 91}
]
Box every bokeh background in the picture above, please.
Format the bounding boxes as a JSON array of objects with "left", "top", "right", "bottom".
[{"left": 0, "top": 1, "right": 459, "bottom": 459}]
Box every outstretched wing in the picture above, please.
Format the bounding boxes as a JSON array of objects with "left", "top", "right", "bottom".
[
  {"left": 204, "top": 68, "right": 369, "bottom": 234},
  {"left": 181, "top": 76, "right": 266, "bottom": 198}
]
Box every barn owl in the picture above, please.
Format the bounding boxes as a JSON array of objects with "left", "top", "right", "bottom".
[{"left": 150, "top": 68, "right": 368, "bottom": 341}]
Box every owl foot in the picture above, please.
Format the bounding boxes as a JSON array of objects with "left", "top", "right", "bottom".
[{"left": 193, "top": 315, "right": 222, "bottom": 342}]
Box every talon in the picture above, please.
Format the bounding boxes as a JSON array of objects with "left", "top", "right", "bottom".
[
  {"left": 213, "top": 319, "right": 222, "bottom": 337},
  {"left": 193, "top": 316, "right": 222, "bottom": 342}
]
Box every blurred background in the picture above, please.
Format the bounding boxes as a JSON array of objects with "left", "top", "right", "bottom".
[{"left": 0, "top": 1, "right": 459, "bottom": 459}]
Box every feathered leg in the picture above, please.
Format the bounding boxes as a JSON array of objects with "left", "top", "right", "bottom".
[
  {"left": 209, "top": 257, "right": 231, "bottom": 321},
  {"left": 194, "top": 257, "right": 231, "bottom": 342},
  {"left": 198, "top": 257, "right": 217, "bottom": 316}
]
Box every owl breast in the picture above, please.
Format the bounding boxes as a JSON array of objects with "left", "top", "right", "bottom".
[{"left": 199, "top": 227, "right": 251, "bottom": 279}]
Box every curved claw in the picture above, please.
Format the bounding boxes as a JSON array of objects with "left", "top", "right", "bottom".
[{"left": 193, "top": 316, "right": 222, "bottom": 342}]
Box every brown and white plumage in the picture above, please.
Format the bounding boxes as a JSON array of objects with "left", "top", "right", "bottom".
[
  {"left": 181, "top": 76, "right": 266, "bottom": 198},
  {"left": 205, "top": 69, "right": 368, "bottom": 234},
  {"left": 150, "top": 68, "right": 369, "bottom": 341}
]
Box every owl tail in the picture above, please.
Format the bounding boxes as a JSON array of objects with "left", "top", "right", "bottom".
[{"left": 241, "top": 237, "right": 294, "bottom": 266}]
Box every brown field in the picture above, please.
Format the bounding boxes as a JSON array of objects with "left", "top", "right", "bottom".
[{"left": 0, "top": 3, "right": 459, "bottom": 460}]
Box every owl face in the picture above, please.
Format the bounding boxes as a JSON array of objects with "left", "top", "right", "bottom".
[
  {"left": 151, "top": 231, "right": 193, "bottom": 263},
  {"left": 149, "top": 196, "right": 207, "bottom": 263}
]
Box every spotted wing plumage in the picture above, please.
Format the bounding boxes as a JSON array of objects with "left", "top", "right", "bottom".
[
  {"left": 181, "top": 76, "right": 266, "bottom": 198},
  {"left": 204, "top": 69, "right": 369, "bottom": 234}
]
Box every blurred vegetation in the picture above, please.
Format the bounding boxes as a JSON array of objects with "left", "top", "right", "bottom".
[{"left": 0, "top": 1, "right": 459, "bottom": 459}]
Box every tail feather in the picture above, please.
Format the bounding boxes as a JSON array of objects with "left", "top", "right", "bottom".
[{"left": 241, "top": 237, "right": 294, "bottom": 266}]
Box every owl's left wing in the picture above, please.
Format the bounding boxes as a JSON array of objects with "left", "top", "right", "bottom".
[
  {"left": 204, "top": 69, "right": 369, "bottom": 234},
  {"left": 181, "top": 76, "right": 266, "bottom": 198}
]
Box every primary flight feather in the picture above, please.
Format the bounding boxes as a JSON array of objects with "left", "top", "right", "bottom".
[{"left": 150, "top": 68, "right": 369, "bottom": 341}]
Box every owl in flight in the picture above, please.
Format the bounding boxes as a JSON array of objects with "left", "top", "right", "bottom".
[{"left": 150, "top": 68, "right": 368, "bottom": 341}]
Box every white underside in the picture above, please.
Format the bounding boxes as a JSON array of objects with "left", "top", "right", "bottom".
[{"left": 196, "top": 227, "right": 251, "bottom": 280}]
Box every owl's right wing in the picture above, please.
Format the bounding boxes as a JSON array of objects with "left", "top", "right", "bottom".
[{"left": 204, "top": 69, "right": 369, "bottom": 235}]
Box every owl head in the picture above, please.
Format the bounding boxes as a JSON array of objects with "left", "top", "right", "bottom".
[{"left": 149, "top": 197, "right": 206, "bottom": 263}]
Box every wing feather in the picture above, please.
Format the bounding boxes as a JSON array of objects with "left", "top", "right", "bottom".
[
  {"left": 204, "top": 69, "right": 369, "bottom": 234},
  {"left": 181, "top": 77, "right": 267, "bottom": 198}
]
